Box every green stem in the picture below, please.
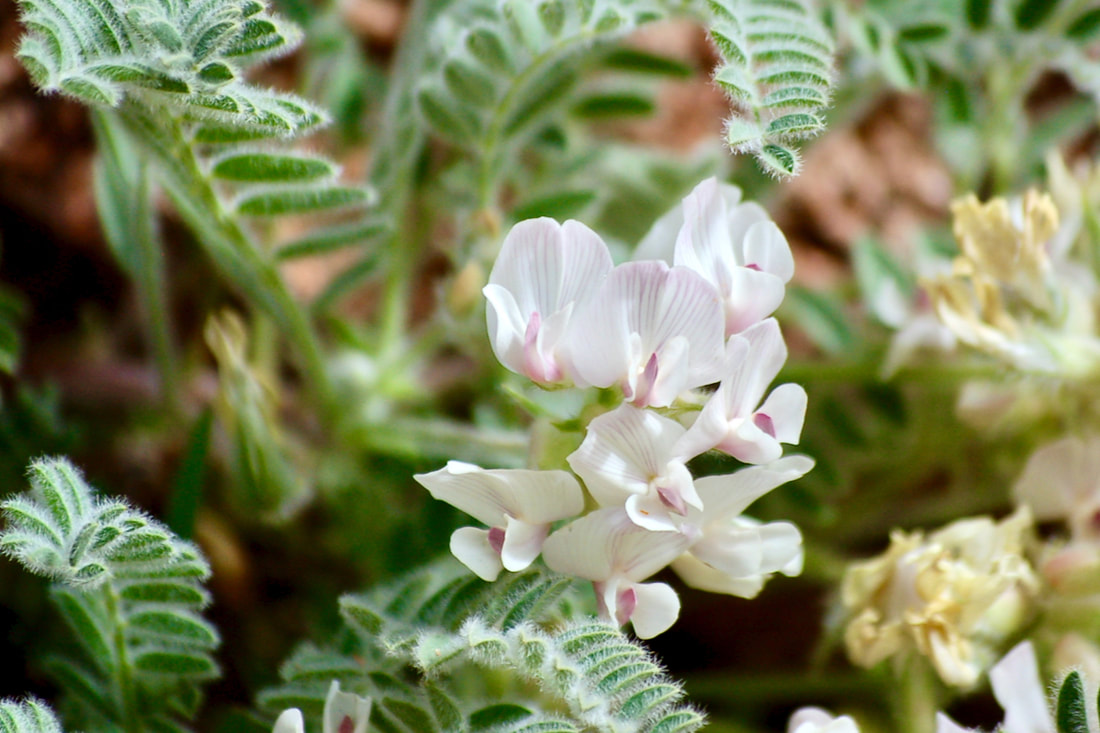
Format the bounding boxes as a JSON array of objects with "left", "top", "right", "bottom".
[
  {"left": 895, "top": 655, "right": 940, "bottom": 733},
  {"left": 122, "top": 106, "right": 336, "bottom": 417},
  {"left": 104, "top": 585, "right": 141, "bottom": 733}
]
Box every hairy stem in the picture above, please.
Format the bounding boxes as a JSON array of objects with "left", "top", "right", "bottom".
[{"left": 104, "top": 585, "right": 141, "bottom": 733}]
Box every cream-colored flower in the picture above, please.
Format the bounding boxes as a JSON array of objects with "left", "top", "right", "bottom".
[
  {"left": 1014, "top": 434, "right": 1100, "bottom": 543},
  {"left": 842, "top": 509, "right": 1040, "bottom": 687}
]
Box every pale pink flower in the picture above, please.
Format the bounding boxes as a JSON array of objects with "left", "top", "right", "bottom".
[
  {"left": 671, "top": 456, "right": 813, "bottom": 598},
  {"left": 566, "top": 261, "right": 726, "bottom": 407},
  {"left": 273, "top": 681, "right": 371, "bottom": 733},
  {"left": 567, "top": 404, "right": 701, "bottom": 532},
  {"left": 675, "top": 319, "right": 807, "bottom": 464},
  {"left": 636, "top": 177, "right": 794, "bottom": 335},
  {"left": 541, "top": 508, "right": 691, "bottom": 639},
  {"left": 414, "top": 461, "right": 585, "bottom": 581},
  {"left": 484, "top": 218, "right": 612, "bottom": 384},
  {"left": 1014, "top": 434, "right": 1100, "bottom": 543}
]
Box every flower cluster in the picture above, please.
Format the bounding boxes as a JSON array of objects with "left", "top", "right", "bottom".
[
  {"left": 417, "top": 178, "right": 812, "bottom": 638},
  {"left": 916, "top": 189, "right": 1100, "bottom": 377},
  {"left": 841, "top": 509, "right": 1040, "bottom": 687}
]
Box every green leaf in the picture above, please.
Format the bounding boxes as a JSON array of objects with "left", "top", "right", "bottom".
[
  {"left": 780, "top": 287, "right": 856, "bottom": 355},
  {"left": 275, "top": 221, "right": 387, "bottom": 260},
  {"left": 967, "top": 0, "right": 992, "bottom": 28},
  {"left": 1057, "top": 672, "right": 1089, "bottom": 733},
  {"left": 511, "top": 190, "right": 596, "bottom": 221},
  {"left": 1015, "top": 0, "right": 1059, "bottom": 30},
  {"left": 236, "top": 186, "right": 373, "bottom": 216},
  {"left": 212, "top": 153, "right": 336, "bottom": 183},
  {"left": 601, "top": 47, "right": 692, "bottom": 77},
  {"left": 572, "top": 92, "right": 654, "bottom": 119},
  {"left": 469, "top": 704, "right": 533, "bottom": 730},
  {"left": 1067, "top": 7, "right": 1100, "bottom": 39}
]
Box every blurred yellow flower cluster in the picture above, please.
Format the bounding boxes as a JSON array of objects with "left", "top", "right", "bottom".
[{"left": 842, "top": 509, "right": 1040, "bottom": 687}]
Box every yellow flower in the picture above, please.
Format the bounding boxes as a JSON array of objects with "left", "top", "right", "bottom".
[{"left": 842, "top": 509, "right": 1040, "bottom": 687}]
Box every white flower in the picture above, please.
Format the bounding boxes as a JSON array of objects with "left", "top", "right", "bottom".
[
  {"left": 414, "top": 461, "right": 585, "bottom": 581},
  {"left": 542, "top": 508, "right": 691, "bottom": 638},
  {"left": 273, "top": 680, "right": 372, "bottom": 733},
  {"left": 483, "top": 217, "right": 612, "bottom": 384},
  {"left": 566, "top": 260, "right": 726, "bottom": 407},
  {"left": 788, "top": 707, "right": 860, "bottom": 733},
  {"left": 636, "top": 177, "right": 794, "bottom": 335},
  {"left": 567, "top": 404, "right": 700, "bottom": 532},
  {"left": 935, "top": 641, "right": 1053, "bottom": 733},
  {"left": 671, "top": 456, "right": 813, "bottom": 598},
  {"left": 1013, "top": 434, "right": 1100, "bottom": 543},
  {"left": 675, "top": 318, "right": 808, "bottom": 464}
]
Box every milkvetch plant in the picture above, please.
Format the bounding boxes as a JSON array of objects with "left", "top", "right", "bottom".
[{"left": 4, "top": 0, "right": 1100, "bottom": 730}]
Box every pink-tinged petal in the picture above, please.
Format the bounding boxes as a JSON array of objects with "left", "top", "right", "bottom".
[
  {"left": 568, "top": 261, "right": 726, "bottom": 405},
  {"left": 485, "top": 218, "right": 612, "bottom": 381},
  {"left": 724, "top": 267, "right": 786, "bottom": 334},
  {"left": 567, "top": 404, "right": 688, "bottom": 507},
  {"left": 629, "top": 581, "right": 680, "bottom": 639},
  {"left": 675, "top": 178, "right": 737, "bottom": 290},
  {"left": 625, "top": 493, "right": 682, "bottom": 532},
  {"left": 272, "top": 709, "right": 305, "bottom": 733},
  {"left": 451, "top": 527, "right": 503, "bottom": 581},
  {"left": 541, "top": 508, "right": 690, "bottom": 582},
  {"left": 1014, "top": 435, "right": 1100, "bottom": 524},
  {"left": 990, "top": 642, "right": 1053, "bottom": 733},
  {"left": 415, "top": 461, "right": 584, "bottom": 526},
  {"left": 722, "top": 419, "right": 783, "bottom": 465},
  {"left": 670, "top": 553, "right": 766, "bottom": 598},
  {"left": 743, "top": 220, "right": 794, "bottom": 282},
  {"left": 757, "top": 383, "right": 808, "bottom": 445},
  {"left": 500, "top": 515, "right": 549, "bottom": 572},
  {"left": 323, "top": 681, "right": 371, "bottom": 733},
  {"left": 691, "top": 456, "right": 815, "bottom": 522}
]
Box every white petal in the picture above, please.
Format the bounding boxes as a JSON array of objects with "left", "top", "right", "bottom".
[
  {"left": 670, "top": 553, "right": 766, "bottom": 598},
  {"left": 990, "top": 641, "right": 1053, "bottom": 733},
  {"left": 450, "top": 527, "right": 503, "bottom": 581},
  {"left": 634, "top": 205, "right": 683, "bottom": 263},
  {"left": 323, "top": 680, "right": 372, "bottom": 733},
  {"left": 725, "top": 268, "right": 786, "bottom": 334},
  {"left": 789, "top": 708, "right": 861, "bottom": 733},
  {"left": 934, "top": 713, "right": 972, "bottom": 733},
  {"left": 742, "top": 220, "right": 794, "bottom": 282},
  {"left": 625, "top": 493, "right": 683, "bottom": 532},
  {"left": 483, "top": 283, "right": 527, "bottom": 376},
  {"left": 272, "top": 709, "right": 305, "bottom": 733},
  {"left": 568, "top": 261, "right": 726, "bottom": 403},
  {"left": 675, "top": 178, "right": 737, "bottom": 289},
  {"left": 1013, "top": 436, "right": 1100, "bottom": 522},
  {"left": 672, "top": 387, "right": 733, "bottom": 460},
  {"left": 629, "top": 581, "right": 680, "bottom": 639},
  {"left": 757, "top": 383, "right": 808, "bottom": 445},
  {"left": 757, "top": 520, "right": 804, "bottom": 575},
  {"left": 542, "top": 508, "right": 689, "bottom": 582},
  {"left": 724, "top": 418, "right": 784, "bottom": 465},
  {"left": 691, "top": 456, "right": 815, "bottom": 523},
  {"left": 690, "top": 525, "right": 763, "bottom": 578},
  {"left": 415, "top": 461, "right": 584, "bottom": 526},
  {"left": 567, "top": 404, "right": 687, "bottom": 508},
  {"left": 500, "top": 515, "right": 548, "bottom": 572}
]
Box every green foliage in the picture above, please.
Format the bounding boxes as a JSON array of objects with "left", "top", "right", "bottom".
[
  {"left": 1057, "top": 671, "right": 1090, "bottom": 733},
  {"left": 1, "top": 458, "right": 218, "bottom": 731},
  {"left": 0, "top": 698, "right": 64, "bottom": 733},
  {"left": 707, "top": 0, "right": 836, "bottom": 178},
  {"left": 261, "top": 559, "right": 704, "bottom": 733},
  {"left": 15, "top": 0, "right": 377, "bottom": 412},
  {"left": 417, "top": 0, "right": 666, "bottom": 196}
]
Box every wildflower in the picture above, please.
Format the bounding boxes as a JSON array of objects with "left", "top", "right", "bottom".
[
  {"left": 483, "top": 217, "right": 612, "bottom": 384},
  {"left": 542, "top": 508, "right": 691, "bottom": 638},
  {"left": 671, "top": 456, "right": 814, "bottom": 598},
  {"left": 675, "top": 318, "right": 808, "bottom": 464},
  {"left": 567, "top": 404, "right": 700, "bottom": 532},
  {"left": 273, "top": 680, "right": 372, "bottom": 733},
  {"left": 842, "top": 509, "right": 1040, "bottom": 687},
  {"left": 935, "top": 641, "right": 1052, "bottom": 733},
  {"left": 1013, "top": 434, "right": 1100, "bottom": 543},
  {"left": 636, "top": 177, "right": 794, "bottom": 334},
  {"left": 566, "top": 260, "right": 726, "bottom": 407},
  {"left": 414, "top": 461, "right": 585, "bottom": 581},
  {"left": 788, "top": 707, "right": 860, "bottom": 733}
]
